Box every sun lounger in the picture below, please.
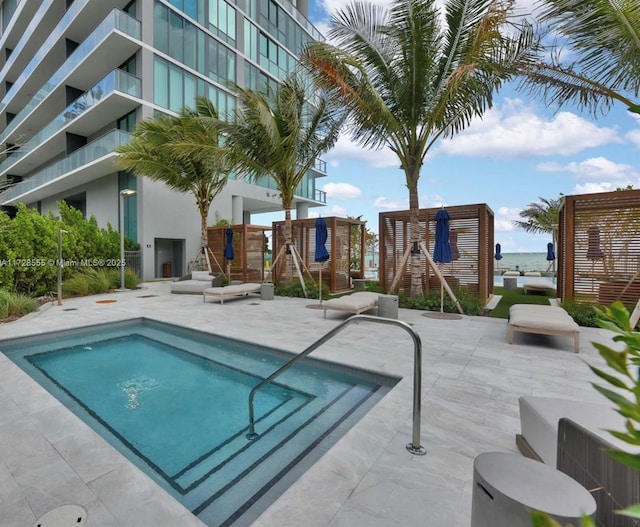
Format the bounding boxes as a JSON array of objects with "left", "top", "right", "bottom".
[
  {"left": 171, "top": 271, "right": 221, "bottom": 294},
  {"left": 203, "top": 283, "right": 261, "bottom": 304},
  {"left": 517, "top": 396, "right": 636, "bottom": 527},
  {"left": 523, "top": 280, "right": 556, "bottom": 295},
  {"left": 322, "top": 291, "right": 379, "bottom": 319},
  {"left": 508, "top": 304, "right": 580, "bottom": 353}
]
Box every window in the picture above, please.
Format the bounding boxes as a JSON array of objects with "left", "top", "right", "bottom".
[
  {"left": 209, "top": 1, "right": 236, "bottom": 44},
  {"left": 154, "top": 56, "right": 234, "bottom": 116},
  {"left": 117, "top": 111, "right": 136, "bottom": 132}
]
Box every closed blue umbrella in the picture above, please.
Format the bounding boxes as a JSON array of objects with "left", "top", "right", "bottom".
[
  {"left": 495, "top": 243, "right": 503, "bottom": 261},
  {"left": 315, "top": 218, "right": 329, "bottom": 303},
  {"left": 433, "top": 209, "right": 452, "bottom": 264},
  {"left": 546, "top": 242, "right": 555, "bottom": 262},
  {"left": 433, "top": 209, "right": 452, "bottom": 314},
  {"left": 314, "top": 218, "right": 329, "bottom": 263},
  {"left": 224, "top": 227, "right": 234, "bottom": 280}
]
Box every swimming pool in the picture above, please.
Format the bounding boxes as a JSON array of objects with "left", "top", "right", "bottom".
[{"left": 0, "top": 318, "right": 398, "bottom": 527}]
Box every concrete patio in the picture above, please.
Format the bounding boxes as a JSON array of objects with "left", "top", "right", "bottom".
[{"left": 0, "top": 281, "right": 614, "bottom": 527}]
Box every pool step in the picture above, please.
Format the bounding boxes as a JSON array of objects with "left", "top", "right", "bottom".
[{"left": 184, "top": 383, "right": 378, "bottom": 526}]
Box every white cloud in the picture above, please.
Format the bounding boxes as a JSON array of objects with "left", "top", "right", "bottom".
[
  {"left": 373, "top": 196, "right": 407, "bottom": 210},
  {"left": 494, "top": 206, "right": 521, "bottom": 232},
  {"left": 537, "top": 156, "right": 639, "bottom": 181},
  {"left": 321, "top": 182, "right": 362, "bottom": 200},
  {"left": 420, "top": 194, "right": 447, "bottom": 208},
  {"left": 324, "top": 204, "right": 348, "bottom": 216},
  {"left": 572, "top": 182, "right": 617, "bottom": 194},
  {"left": 536, "top": 156, "right": 640, "bottom": 195},
  {"left": 372, "top": 194, "right": 446, "bottom": 210},
  {"left": 324, "top": 133, "right": 399, "bottom": 169},
  {"left": 438, "top": 99, "right": 622, "bottom": 158},
  {"left": 627, "top": 129, "right": 640, "bottom": 148}
]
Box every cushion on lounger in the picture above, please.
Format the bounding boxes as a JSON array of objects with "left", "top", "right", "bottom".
[
  {"left": 322, "top": 292, "right": 379, "bottom": 318},
  {"left": 191, "top": 271, "right": 213, "bottom": 281},
  {"left": 519, "top": 396, "right": 629, "bottom": 466}
]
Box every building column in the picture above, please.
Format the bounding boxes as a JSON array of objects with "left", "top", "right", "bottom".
[
  {"left": 232, "top": 195, "right": 244, "bottom": 224},
  {"left": 296, "top": 202, "right": 309, "bottom": 219}
]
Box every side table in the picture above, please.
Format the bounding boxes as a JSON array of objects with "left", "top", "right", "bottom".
[{"left": 471, "top": 452, "right": 596, "bottom": 527}]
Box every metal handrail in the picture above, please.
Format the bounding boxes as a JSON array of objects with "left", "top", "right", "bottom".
[{"left": 246, "top": 314, "right": 426, "bottom": 455}]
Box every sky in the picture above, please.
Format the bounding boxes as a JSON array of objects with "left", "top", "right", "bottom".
[{"left": 256, "top": 0, "right": 640, "bottom": 253}]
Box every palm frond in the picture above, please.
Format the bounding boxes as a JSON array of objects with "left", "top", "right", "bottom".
[
  {"left": 537, "top": 0, "right": 640, "bottom": 95},
  {"left": 518, "top": 60, "right": 636, "bottom": 115}
]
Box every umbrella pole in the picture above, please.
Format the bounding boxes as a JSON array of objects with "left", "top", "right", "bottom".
[
  {"left": 440, "top": 264, "right": 444, "bottom": 314},
  {"left": 420, "top": 242, "right": 463, "bottom": 314},
  {"left": 319, "top": 266, "right": 322, "bottom": 304}
]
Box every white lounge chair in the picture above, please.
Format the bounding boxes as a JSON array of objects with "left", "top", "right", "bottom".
[
  {"left": 171, "top": 271, "right": 220, "bottom": 294},
  {"left": 523, "top": 280, "right": 556, "bottom": 295},
  {"left": 322, "top": 291, "right": 379, "bottom": 319},
  {"left": 203, "top": 283, "right": 261, "bottom": 304},
  {"left": 508, "top": 304, "right": 580, "bottom": 353}
]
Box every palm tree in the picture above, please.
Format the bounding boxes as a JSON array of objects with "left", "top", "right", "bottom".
[
  {"left": 513, "top": 195, "right": 563, "bottom": 273},
  {"left": 519, "top": 0, "right": 640, "bottom": 115},
  {"left": 512, "top": 196, "right": 563, "bottom": 236},
  {"left": 302, "top": 0, "right": 537, "bottom": 297},
  {"left": 114, "top": 97, "right": 229, "bottom": 271},
  {"left": 221, "top": 74, "right": 344, "bottom": 284}
]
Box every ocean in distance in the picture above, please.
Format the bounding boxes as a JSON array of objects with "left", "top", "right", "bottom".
[{"left": 495, "top": 252, "right": 554, "bottom": 273}]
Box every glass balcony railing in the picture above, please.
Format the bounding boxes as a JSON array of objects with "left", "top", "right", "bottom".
[
  {"left": 314, "top": 157, "right": 327, "bottom": 174},
  {"left": 0, "top": 0, "right": 56, "bottom": 82},
  {"left": 229, "top": 172, "right": 326, "bottom": 204},
  {"left": 0, "top": 129, "right": 132, "bottom": 204},
  {"left": 0, "top": 69, "right": 141, "bottom": 175},
  {"left": 0, "top": 7, "right": 140, "bottom": 120},
  {"left": 277, "top": 1, "right": 323, "bottom": 41},
  {"left": 1, "top": 0, "right": 89, "bottom": 111}
]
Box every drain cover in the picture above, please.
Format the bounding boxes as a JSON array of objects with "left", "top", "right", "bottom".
[{"left": 33, "top": 504, "right": 87, "bottom": 526}]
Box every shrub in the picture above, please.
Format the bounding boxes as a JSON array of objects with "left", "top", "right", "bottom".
[
  {"left": 83, "top": 268, "right": 113, "bottom": 294},
  {"left": 125, "top": 268, "right": 141, "bottom": 289},
  {"left": 4, "top": 204, "right": 58, "bottom": 296},
  {"left": 274, "top": 278, "right": 315, "bottom": 298},
  {"left": 6, "top": 293, "right": 38, "bottom": 316},
  {"left": 62, "top": 274, "right": 90, "bottom": 297},
  {"left": 398, "top": 286, "right": 484, "bottom": 316},
  {"left": 0, "top": 289, "right": 10, "bottom": 318},
  {"left": 561, "top": 300, "right": 599, "bottom": 327}
]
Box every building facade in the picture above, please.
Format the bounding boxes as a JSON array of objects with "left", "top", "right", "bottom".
[{"left": 0, "top": 0, "right": 326, "bottom": 279}]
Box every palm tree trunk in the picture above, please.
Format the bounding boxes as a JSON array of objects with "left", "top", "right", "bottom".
[
  {"left": 284, "top": 207, "right": 293, "bottom": 283},
  {"left": 200, "top": 201, "right": 211, "bottom": 272},
  {"left": 408, "top": 170, "right": 423, "bottom": 299}
]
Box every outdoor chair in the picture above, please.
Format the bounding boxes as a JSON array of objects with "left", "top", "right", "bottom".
[{"left": 322, "top": 291, "right": 379, "bottom": 319}]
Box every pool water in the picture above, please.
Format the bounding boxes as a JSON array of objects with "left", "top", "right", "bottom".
[{"left": 1, "top": 319, "right": 397, "bottom": 527}]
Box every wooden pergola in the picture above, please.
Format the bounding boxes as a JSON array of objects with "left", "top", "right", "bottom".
[
  {"left": 379, "top": 204, "right": 494, "bottom": 303},
  {"left": 558, "top": 189, "right": 640, "bottom": 307},
  {"left": 207, "top": 224, "right": 270, "bottom": 283},
  {"left": 271, "top": 216, "right": 366, "bottom": 293}
]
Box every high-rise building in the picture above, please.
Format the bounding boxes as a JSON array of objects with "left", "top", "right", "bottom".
[{"left": 0, "top": 0, "right": 326, "bottom": 279}]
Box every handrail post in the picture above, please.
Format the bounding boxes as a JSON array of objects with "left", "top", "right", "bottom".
[{"left": 246, "top": 314, "right": 426, "bottom": 455}]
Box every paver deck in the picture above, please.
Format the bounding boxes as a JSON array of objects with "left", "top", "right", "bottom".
[{"left": 0, "top": 281, "right": 614, "bottom": 527}]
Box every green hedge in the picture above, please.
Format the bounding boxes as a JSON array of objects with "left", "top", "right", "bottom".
[{"left": 0, "top": 201, "right": 125, "bottom": 296}]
